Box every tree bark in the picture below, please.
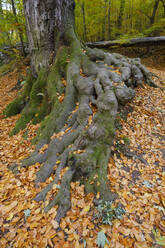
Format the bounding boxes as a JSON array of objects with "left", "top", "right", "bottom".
[
  {"left": 160, "top": 0, "right": 165, "bottom": 17},
  {"left": 5, "top": 0, "right": 158, "bottom": 224},
  {"left": 117, "top": 0, "right": 125, "bottom": 29},
  {"left": 108, "top": 0, "right": 111, "bottom": 40},
  {"left": 102, "top": 0, "right": 107, "bottom": 40},
  {"left": 0, "top": 0, "right": 2, "bottom": 15},
  {"left": 150, "top": 0, "right": 160, "bottom": 25},
  {"left": 81, "top": 1, "right": 87, "bottom": 41},
  {"left": 23, "top": 0, "right": 75, "bottom": 75}
]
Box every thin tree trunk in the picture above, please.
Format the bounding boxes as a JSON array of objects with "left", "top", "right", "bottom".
[
  {"left": 0, "top": 0, "right": 12, "bottom": 45},
  {"left": 117, "top": 0, "right": 126, "bottom": 29},
  {"left": 150, "top": 0, "right": 160, "bottom": 25},
  {"left": 102, "top": 0, "right": 107, "bottom": 40},
  {"left": 81, "top": 1, "right": 87, "bottom": 41},
  {"left": 11, "top": 0, "right": 25, "bottom": 56},
  {"left": 160, "top": 0, "right": 165, "bottom": 17},
  {"left": 0, "top": 0, "right": 3, "bottom": 15},
  {"left": 108, "top": 0, "right": 111, "bottom": 40}
]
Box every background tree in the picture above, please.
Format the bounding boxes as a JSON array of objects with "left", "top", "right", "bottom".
[
  {"left": 0, "top": 0, "right": 12, "bottom": 45},
  {"left": 0, "top": 0, "right": 164, "bottom": 47},
  {"left": 117, "top": 0, "right": 126, "bottom": 30},
  {"left": 150, "top": 0, "right": 160, "bottom": 25},
  {"left": 10, "top": 0, "right": 25, "bottom": 55},
  {"left": 81, "top": 0, "right": 87, "bottom": 41},
  {"left": 3, "top": 0, "right": 161, "bottom": 223},
  {"left": 108, "top": 0, "right": 111, "bottom": 40},
  {"left": 160, "top": 0, "right": 165, "bottom": 16}
]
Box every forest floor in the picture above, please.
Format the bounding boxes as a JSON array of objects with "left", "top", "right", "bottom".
[{"left": 0, "top": 50, "right": 165, "bottom": 248}]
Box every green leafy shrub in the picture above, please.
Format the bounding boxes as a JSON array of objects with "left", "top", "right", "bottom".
[{"left": 95, "top": 200, "right": 125, "bottom": 225}]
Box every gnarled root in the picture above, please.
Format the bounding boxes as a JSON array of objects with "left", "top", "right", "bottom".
[{"left": 7, "top": 41, "right": 155, "bottom": 223}]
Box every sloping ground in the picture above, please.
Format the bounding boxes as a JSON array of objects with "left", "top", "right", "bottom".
[{"left": 0, "top": 63, "right": 164, "bottom": 248}]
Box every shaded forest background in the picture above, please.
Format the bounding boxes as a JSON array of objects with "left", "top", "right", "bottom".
[{"left": 0, "top": 0, "right": 165, "bottom": 49}]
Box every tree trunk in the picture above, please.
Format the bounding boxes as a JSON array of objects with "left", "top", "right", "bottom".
[
  {"left": 23, "top": 0, "right": 75, "bottom": 75},
  {"left": 5, "top": 0, "right": 157, "bottom": 223},
  {"left": 117, "top": 0, "right": 125, "bottom": 29},
  {"left": 0, "top": 0, "right": 12, "bottom": 45},
  {"left": 150, "top": 0, "right": 160, "bottom": 25},
  {"left": 0, "top": 0, "right": 2, "bottom": 15},
  {"left": 81, "top": 1, "right": 87, "bottom": 41},
  {"left": 11, "top": 0, "right": 25, "bottom": 56},
  {"left": 160, "top": 0, "right": 165, "bottom": 17},
  {"left": 108, "top": 0, "right": 111, "bottom": 40},
  {"left": 102, "top": 0, "right": 107, "bottom": 40}
]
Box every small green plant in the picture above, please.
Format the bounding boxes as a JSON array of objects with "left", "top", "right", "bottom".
[
  {"left": 97, "top": 231, "right": 109, "bottom": 248},
  {"left": 115, "top": 114, "right": 122, "bottom": 130},
  {"left": 152, "top": 229, "right": 165, "bottom": 246},
  {"left": 122, "top": 136, "right": 130, "bottom": 145},
  {"left": 115, "top": 136, "right": 130, "bottom": 152},
  {"left": 95, "top": 200, "right": 125, "bottom": 225},
  {"left": 115, "top": 118, "right": 122, "bottom": 130}
]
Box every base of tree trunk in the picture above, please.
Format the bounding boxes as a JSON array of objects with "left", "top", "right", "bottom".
[{"left": 4, "top": 34, "right": 158, "bottom": 223}]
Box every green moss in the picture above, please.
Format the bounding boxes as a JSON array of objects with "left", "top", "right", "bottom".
[
  {"left": 23, "top": 75, "right": 34, "bottom": 96},
  {"left": 4, "top": 95, "right": 26, "bottom": 117},
  {"left": 10, "top": 103, "right": 34, "bottom": 136},
  {"left": 32, "top": 99, "right": 62, "bottom": 144},
  {"left": 4, "top": 72, "right": 35, "bottom": 117},
  {"left": 97, "top": 111, "right": 115, "bottom": 145},
  {"left": 0, "top": 60, "right": 16, "bottom": 75},
  {"left": 92, "top": 143, "right": 107, "bottom": 162},
  {"left": 47, "top": 67, "right": 62, "bottom": 101},
  {"left": 32, "top": 48, "right": 71, "bottom": 144},
  {"left": 9, "top": 69, "right": 48, "bottom": 136},
  {"left": 30, "top": 68, "right": 47, "bottom": 106},
  {"left": 32, "top": 96, "right": 50, "bottom": 124},
  {"left": 47, "top": 47, "right": 69, "bottom": 103},
  {"left": 55, "top": 47, "right": 68, "bottom": 76}
]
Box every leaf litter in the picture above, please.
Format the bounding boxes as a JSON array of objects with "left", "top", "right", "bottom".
[{"left": 0, "top": 62, "right": 164, "bottom": 247}]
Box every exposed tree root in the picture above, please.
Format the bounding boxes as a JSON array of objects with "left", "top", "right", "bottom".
[
  {"left": 123, "top": 150, "right": 148, "bottom": 165},
  {"left": 6, "top": 38, "right": 156, "bottom": 223}
]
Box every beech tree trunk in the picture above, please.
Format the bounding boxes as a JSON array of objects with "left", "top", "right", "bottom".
[
  {"left": 24, "top": 0, "right": 75, "bottom": 75},
  {"left": 5, "top": 0, "right": 158, "bottom": 223}
]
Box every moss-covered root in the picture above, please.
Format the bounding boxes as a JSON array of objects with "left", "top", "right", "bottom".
[
  {"left": 86, "top": 47, "right": 160, "bottom": 88},
  {"left": 84, "top": 150, "right": 117, "bottom": 203},
  {"left": 9, "top": 69, "right": 48, "bottom": 136},
  {"left": 44, "top": 168, "right": 75, "bottom": 223},
  {"left": 30, "top": 42, "right": 82, "bottom": 149},
  {"left": 3, "top": 72, "right": 35, "bottom": 117},
  {"left": 8, "top": 44, "right": 151, "bottom": 223},
  {"left": 9, "top": 152, "right": 47, "bottom": 175},
  {"left": 31, "top": 53, "right": 136, "bottom": 222}
]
